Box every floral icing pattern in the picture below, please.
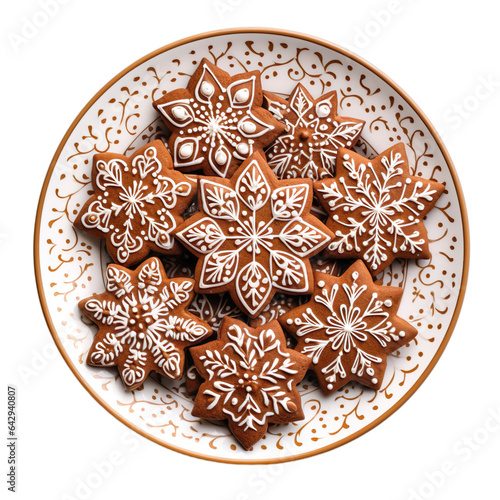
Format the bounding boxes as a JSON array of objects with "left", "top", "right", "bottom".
[
  {"left": 153, "top": 58, "right": 284, "bottom": 177},
  {"left": 160, "top": 255, "right": 246, "bottom": 332},
  {"left": 249, "top": 293, "right": 306, "bottom": 330},
  {"left": 315, "top": 144, "right": 445, "bottom": 276},
  {"left": 175, "top": 151, "right": 334, "bottom": 318},
  {"left": 264, "top": 83, "right": 364, "bottom": 180},
  {"left": 74, "top": 141, "right": 196, "bottom": 267},
  {"left": 79, "top": 257, "right": 211, "bottom": 390},
  {"left": 190, "top": 317, "right": 310, "bottom": 449},
  {"left": 280, "top": 260, "right": 418, "bottom": 394},
  {"left": 37, "top": 33, "right": 465, "bottom": 461}
]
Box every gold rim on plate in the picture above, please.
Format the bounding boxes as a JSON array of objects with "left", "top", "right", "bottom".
[{"left": 33, "top": 27, "right": 470, "bottom": 464}]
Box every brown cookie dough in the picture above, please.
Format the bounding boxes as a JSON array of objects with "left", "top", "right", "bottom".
[
  {"left": 80, "top": 257, "right": 211, "bottom": 391},
  {"left": 153, "top": 58, "right": 285, "bottom": 177},
  {"left": 190, "top": 317, "right": 310, "bottom": 449}
]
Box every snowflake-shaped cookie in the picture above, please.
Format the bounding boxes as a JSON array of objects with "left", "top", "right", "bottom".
[
  {"left": 153, "top": 58, "right": 284, "bottom": 177},
  {"left": 175, "top": 151, "right": 334, "bottom": 318},
  {"left": 190, "top": 317, "right": 310, "bottom": 449},
  {"left": 75, "top": 140, "right": 196, "bottom": 267},
  {"left": 315, "top": 144, "right": 445, "bottom": 276},
  {"left": 264, "top": 83, "right": 364, "bottom": 180},
  {"left": 280, "top": 260, "right": 417, "bottom": 394},
  {"left": 79, "top": 257, "right": 211, "bottom": 391}
]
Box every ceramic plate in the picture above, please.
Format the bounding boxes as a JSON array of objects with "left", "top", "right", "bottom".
[{"left": 35, "top": 28, "right": 468, "bottom": 463}]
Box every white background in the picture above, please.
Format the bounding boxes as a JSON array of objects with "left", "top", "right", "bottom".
[{"left": 2, "top": 0, "right": 499, "bottom": 499}]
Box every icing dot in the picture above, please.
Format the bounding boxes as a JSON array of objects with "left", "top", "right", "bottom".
[
  {"left": 231, "top": 397, "right": 238, "bottom": 405},
  {"left": 215, "top": 150, "right": 227, "bottom": 165},
  {"left": 236, "top": 143, "right": 250, "bottom": 155},
  {"left": 327, "top": 384, "right": 333, "bottom": 391},
  {"left": 384, "top": 299, "right": 392, "bottom": 307},
  {"left": 241, "top": 121, "right": 257, "bottom": 134},
  {"left": 172, "top": 106, "right": 188, "bottom": 120},
  {"left": 371, "top": 378, "right": 378, "bottom": 385},
  {"left": 317, "top": 104, "right": 330, "bottom": 117},
  {"left": 179, "top": 143, "right": 193, "bottom": 159},
  {"left": 234, "top": 88, "right": 249, "bottom": 103},
  {"left": 200, "top": 81, "right": 214, "bottom": 97},
  {"left": 317, "top": 280, "right": 325, "bottom": 288}
]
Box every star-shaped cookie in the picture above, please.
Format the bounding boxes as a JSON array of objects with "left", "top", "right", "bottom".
[
  {"left": 264, "top": 83, "right": 364, "bottom": 180},
  {"left": 190, "top": 317, "right": 310, "bottom": 449},
  {"left": 79, "top": 257, "right": 211, "bottom": 391},
  {"left": 74, "top": 140, "right": 196, "bottom": 267},
  {"left": 153, "top": 58, "right": 285, "bottom": 177},
  {"left": 280, "top": 260, "right": 418, "bottom": 394},
  {"left": 175, "top": 151, "right": 334, "bottom": 318},
  {"left": 314, "top": 143, "right": 445, "bottom": 276}
]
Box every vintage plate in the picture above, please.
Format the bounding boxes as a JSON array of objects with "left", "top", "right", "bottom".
[{"left": 34, "top": 28, "right": 469, "bottom": 464}]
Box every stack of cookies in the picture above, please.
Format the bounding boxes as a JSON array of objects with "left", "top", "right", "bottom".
[{"left": 75, "top": 59, "right": 444, "bottom": 450}]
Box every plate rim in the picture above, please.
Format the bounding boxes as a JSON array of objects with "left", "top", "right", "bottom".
[{"left": 33, "top": 26, "right": 470, "bottom": 464}]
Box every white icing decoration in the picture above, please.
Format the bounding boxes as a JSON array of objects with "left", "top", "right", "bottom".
[
  {"left": 187, "top": 293, "right": 245, "bottom": 332},
  {"left": 317, "top": 103, "right": 331, "bottom": 117},
  {"left": 241, "top": 121, "right": 257, "bottom": 134},
  {"left": 289, "top": 268, "right": 409, "bottom": 391},
  {"left": 81, "top": 146, "right": 193, "bottom": 264},
  {"left": 215, "top": 149, "right": 228, "bottom": 165},
  {"left": 199, "top": 323, "right": 299, "bottom": 430},
  {"left": 176, "top": 158, "right": 331, "bottom": 316},
  {"left": 234, "top": 88, "right": 249, "bottom": 103},
  {"left": 200, "top": 81, "right": 215, "bottom": 97},
  {"left": 179, "top": 143, "right": 194, "bottom": 159},
  {"left": 162, "top": 65, "right": 273, "bottom": 175},
  {"left": 172, "top": 106, "right": 188, "bottom": 120},
  {"left": 317, "top": 148, "right": 439, "bottom": 273},
  {"left": 85, "top": 259, "right": 209, "bottom": 388},
  {"left": 157, "top": 99, "right": 195, "bottom": 128},
  {"left": 236, "top": 143, "right": 250, "bottom": 155},
  {"left": 266, "top": 86, "right": 363, "bottom": 179}
]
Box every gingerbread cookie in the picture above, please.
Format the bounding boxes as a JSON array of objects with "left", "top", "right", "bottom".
[
  {"left": 160, "top": 253, "right": 245, "bottom": 395},
  {"left": 189, "top": 293, "right": 246, "bottom": 332},
  {"left": 264, "top": 83, "right": 364, "bottom": 180},
  {"left": 160, "top": 252, "right": 196, "bottom": 279},
  {"left": 311, "top": 255, "right": 345, "bottom": 277},
  {"left": 249, "top": 293, "right": 306, "bottom": 330},
  {"left": 190, "top": 317, "right": 310, "bottom": 449},
  {"left": 74, "top": 140, "right": 196, "bottom": 267},
  {"left": 175, "top": 151, "right": 334, "bottom": 318},
  {"left": 153, "top": 58, "right": 285, "bottom": 177},
  {"left": 314, "top": 143, "right": 445, "bottom": 276},
  {"left": 185, "top": 353, "right": 208, "bottom": 395},
  {"left": 79, "top": 257, "right": 211, "bottom": 391},
  {"left": 160, "top": 254, "right": 246, "bottom": 332},
  {"left": 280, "top": 260, "right": 418, "bottom": 394}
]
